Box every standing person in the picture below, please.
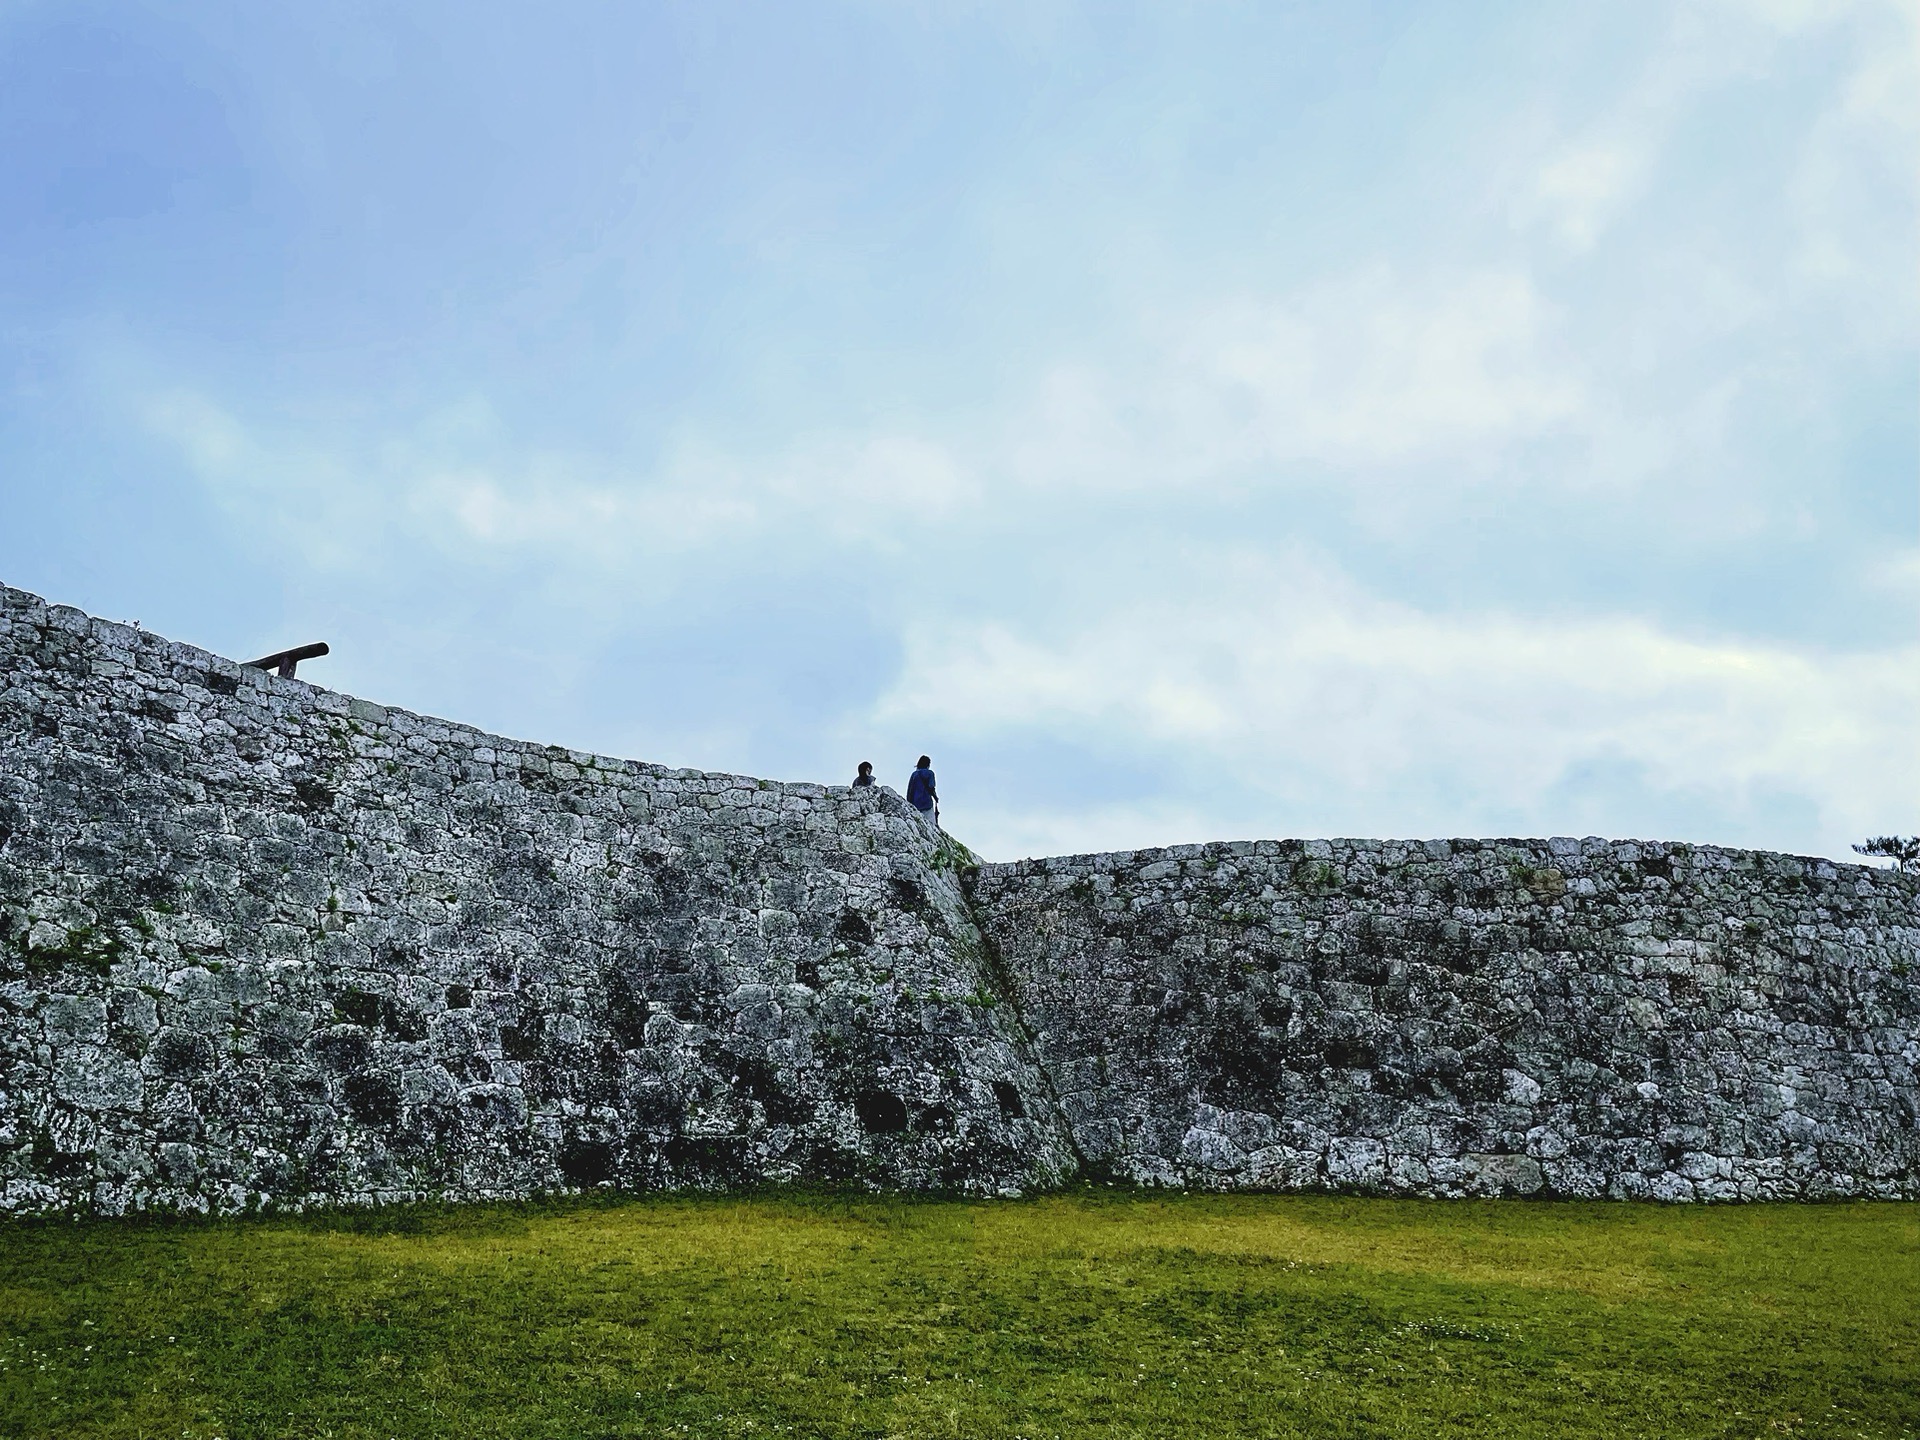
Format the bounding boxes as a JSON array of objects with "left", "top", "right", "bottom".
[
  {"left": 851, "top": 761, "right": 876, "bottom": 788},
  {"left": 905, "top": 755, "right": 938, "bottom": 827}
]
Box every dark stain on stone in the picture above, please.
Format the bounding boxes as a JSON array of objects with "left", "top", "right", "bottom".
[
  {"left": 559, "top": 1137, "right": 617, "bottom": 1187},
  {"left": 149, "top": 1030, "right": 215, "bottom": 1077},
  {"left": 500, "top": 1022, "right": 541, "bottom": 1061},
  {"left": 342, "top": 1071, "right": 400, "bottom": 1126},
  {"left": 855, "top": 1089, "right": 909, "bottom": 1134},
  {"left": 292, "top": 775, "right": 335, "bottom": 812},
  {"left": 1325, "top": 1038, "right": 1377, "bottom": 1070},
  {"left": 663, "top": 1134, "right": 751, "bottom": 1185},
  {"left": 334, "top": 991, "right": 383, "bottom": 1029},
  {"left": 312, "top": 1028, "right": 372, "bottom": 1073}
]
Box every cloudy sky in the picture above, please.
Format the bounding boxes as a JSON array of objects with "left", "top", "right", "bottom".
[{"left": 2, "top": 1, "right": 1914, "bottom": 862}]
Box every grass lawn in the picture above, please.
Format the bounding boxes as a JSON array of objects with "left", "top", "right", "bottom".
[{"left": 1, "top": 1191, "right": 1915, "bottom": 1440}]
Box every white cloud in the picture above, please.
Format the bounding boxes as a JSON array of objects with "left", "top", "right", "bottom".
[
  {"left": 150, "top": 256, "right": 1594, "bottom": 572},
  {"left": 1181, "top": 269, "right": 1585, "bottom": 467},
  {"left": 1529, "top": 144, "right": 1641, "bottom": 251},
  {"left": 1714, "top": 0, "right": 1903, "bottom": 34},
  {"left": 877, "top": 550, "right": 1920, "bottom": 859},
  {"left": 1787, "top": 7, "right": 1920, "bottom": 306},
  {"left": 1004, "top": 265, "right": 1587, "bottom": 499},
  {"left": 1513, "top": 0, "right": 1916, "bottom": 260},
  {"left": 146, "top": 391, "right": 982, "bottom": 572},
  {"left": 132, "top": 0, "right": 1912, "bottom": 870}
]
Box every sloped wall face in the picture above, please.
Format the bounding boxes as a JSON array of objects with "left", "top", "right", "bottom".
[
  {"left": 967, "top": 840, "right": 1920, "bottom": 1200},
  {"left": 0, "top": 584, "right": 1073, "bottom": 1215}
]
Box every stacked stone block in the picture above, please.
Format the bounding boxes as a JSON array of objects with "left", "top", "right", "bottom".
[
  {"left": 0, "top": 583, "right": 1072, "bottom": 1214},
  {"left": 966, "top": 839, "right": 1920, "bottom": 1199},
  {"left": 2, "top": 580, "right": 1915, "bottom": 1212}
]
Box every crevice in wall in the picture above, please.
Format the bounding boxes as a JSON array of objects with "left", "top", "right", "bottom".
[{"left": 957, "top": 863, "right": 1088, "bottom": 1178}]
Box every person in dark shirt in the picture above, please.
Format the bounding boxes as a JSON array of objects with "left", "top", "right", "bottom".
[
  {"left": 905, "top": 756, "right": 937, "bottom": 825},
  {"left": 851, "top": 761, "right": 876, "bottom": 788}
]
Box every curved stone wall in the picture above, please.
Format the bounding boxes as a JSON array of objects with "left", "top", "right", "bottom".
[
  {"left": 2, "top": 580, "right": 1915, "bottom": 1212},
  {"left": 0, "top": 583, "right": 1073, "bottom": 1214},
  {"left": 967, "top": 840, "right": 1920, "bottom": 1200}
]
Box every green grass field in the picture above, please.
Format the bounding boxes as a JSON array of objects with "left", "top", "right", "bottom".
[{"left": 2, "top": 1191, "right": 1915, "bottom": 1440}]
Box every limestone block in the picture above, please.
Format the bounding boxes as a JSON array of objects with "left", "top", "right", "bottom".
[
  {"left": 1466, "top": 1153, "right": 1545, "bottom": 1195},
  {"left": 53, "top": 1049, "right": 143, "bottom": 1109}
]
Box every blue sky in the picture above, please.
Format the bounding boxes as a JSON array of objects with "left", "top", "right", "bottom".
[{"left": 2, "top": 1, "right": 1914, "bottom": 862}]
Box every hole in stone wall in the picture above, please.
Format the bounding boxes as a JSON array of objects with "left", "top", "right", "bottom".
[
  {"left": 445, "top": 984, "right": 471, "bottom": 1009},
  {"left": 342, "top": 1071, "right": 400, "bottom": 1126},
  {"left": 383, "top": 1003, "right": 428, "bottom": 1042},
  {"left": 854, "top": 1089, "right": 909, "bottom": 1134},
  {"left": 334, "top": 991, "right": 383, "bottom": 1028},
  {"left": 731, "top": 1055, "right": 814, "bottom": 1126},
  {"left": 607, "top": 977, "right": 650, "bottom": 1050},
  {"left": 991, "top": 1081, "right": 1026, "bottom": 1119},
  {"left": 559, "top": 1138, "right": 616, "bottom": 1187}
]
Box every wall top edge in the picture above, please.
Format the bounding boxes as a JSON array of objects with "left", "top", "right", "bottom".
[
  {"left": 0, "top": 578, "right": 871, "bottom": 807},
  {"left": 8, "top": 579, "right": 1907, "bottom": 884},
  {"left": 976, "top": 836, "right": 1913, "bottom": 887}
]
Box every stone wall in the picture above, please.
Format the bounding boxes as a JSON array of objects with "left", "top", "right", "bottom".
[
  {"left": 0, "top": 582, "right": 1073, "bottom": 1214},
  {"left": 966, "top": 840, "right": 1920, "bottom": 1200},
  {"left": 3, "top": 580, "right": 1916, "bottom": 1213}
]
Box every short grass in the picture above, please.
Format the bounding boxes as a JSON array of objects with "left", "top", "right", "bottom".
[{"left": 2, "top": 1190, "right": 1916, "bottom": 1439}]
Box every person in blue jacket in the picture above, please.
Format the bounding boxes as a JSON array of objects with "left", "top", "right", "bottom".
[{"left": 905, "top": 755, "right": 937, "bottom": 825}]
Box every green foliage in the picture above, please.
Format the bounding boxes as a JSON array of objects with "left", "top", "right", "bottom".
[
  {"left": 1853, "top": 836, "right": 1920, "bottom": 873},
  {"left": 15, "top": 923, "right": 121, "bottom": 978},
  {"left": 2, "top": 1192, "right": 1915, "bottom": 1439},
  {"left": 1291, "top": 859, "right": 1341, "bottom": 894},
  {"left": 1507, "top": 862, "right": 1568, "bottom": 899},
  {"left": 929, "top": 832, "right": 982, "bottom": 873}
]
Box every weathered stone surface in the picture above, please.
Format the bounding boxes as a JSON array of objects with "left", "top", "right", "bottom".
[
  {"left": 2, "top": 580, "right": 1916, "bottom": 1212},
  {"left": 0, "top": 583, "right": 1072, "bottom": 1213},
  {"left": 965, "top": 840, "right": 1920, "bottom": 1199}
]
